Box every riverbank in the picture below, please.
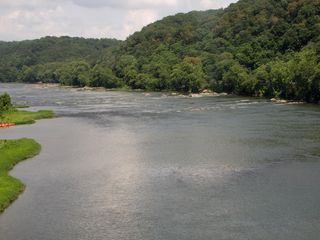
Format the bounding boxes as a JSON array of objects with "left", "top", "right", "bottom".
[
  {"left": 0, "top": 139, "right": 41, "bottom": 212},
  {"left": 2, "top": 109, "right": 55, "bottom": 125},
  {"left": 31, "top": 83, "right": 312, "bottom": 103},
  {"left": 31, "top": 83, "right": 231, "bottom": 98},
  {"left": 0, "top": 107, "right": 55, "bottom": 212}
]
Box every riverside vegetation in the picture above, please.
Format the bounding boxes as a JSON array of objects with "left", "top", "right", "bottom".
[
  {"left": 0, "top": 93, "right": 54, "bottom": 212},
  {"left": 0, "top": 93, "right": 54, "bottom": 125},
  {"left": 0, "top": 0, "right": 320, "bottom": 103},
  {"left": 0, "top": 139, "right": 40, "bottom": 212}
]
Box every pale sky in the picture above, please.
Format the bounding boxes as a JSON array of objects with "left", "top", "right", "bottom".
[{"left": 0, "top": 0, "right": 237, "bottom": 41}]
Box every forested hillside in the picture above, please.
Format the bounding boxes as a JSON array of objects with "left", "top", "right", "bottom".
[
  {"left": 0, "top": 36, "right": 120, "bottom": 83},
  {"left": 1, "top": 0, "right": 320, "bottom": 102},
  {"left": 106, "top": 0, "right": 320, "bottom": 102}
]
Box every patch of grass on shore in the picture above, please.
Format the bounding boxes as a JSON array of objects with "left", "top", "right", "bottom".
[
  {"left": 0, "top": 138, "right": 41, "bottom": 212},
  {"left": 2, "top": 109, "right": 55, "bottom": 125}
]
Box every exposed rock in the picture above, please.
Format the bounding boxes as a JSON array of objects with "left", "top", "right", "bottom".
[
  {"left": 33, "top": 83, "right": 60, "bottom": 89},
  {"left": 201, "top": 89, "right": 212, "bottom": 94},
  {"left": 77, "top": 86, "right": 95, "bottom": 91},
  {"left": 270, "top": 98, "right": 288, "bottom": 103},
  {"left": 189, "top": 91, "right": 228, "bottom": 98}
]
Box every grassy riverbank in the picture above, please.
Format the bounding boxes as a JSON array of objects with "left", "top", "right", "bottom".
[
  {"left": 0, "top": 92, "right": 55, "bottom": 212},
  {"left": 2, "top": 109, "right": 55, "bottom": 125},
  {"left": 0, "top": 139, "right": 41, "bottom": 212}
]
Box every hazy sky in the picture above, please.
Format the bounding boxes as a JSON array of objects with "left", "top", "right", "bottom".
[{"left": 0, "top": 0, "right": 237, "bottom": 41}]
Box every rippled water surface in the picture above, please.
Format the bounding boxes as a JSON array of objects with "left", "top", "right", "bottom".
[{"left": 0, "top": 83, "right": 320, "bottom": 240}]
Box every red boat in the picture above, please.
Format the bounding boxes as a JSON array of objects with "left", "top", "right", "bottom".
[{"left": 0, "top": 123, "right": 15, "bottom": 128}]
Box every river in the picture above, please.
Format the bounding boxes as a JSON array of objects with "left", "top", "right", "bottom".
[{"left": 0, "top": 83, "right": 320, "bottom": 240}]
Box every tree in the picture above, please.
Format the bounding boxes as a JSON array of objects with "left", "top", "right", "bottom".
[
  {"left": 56, "top": 61, "right": 90, "bottom": 87},
  {"left": 222, "top": 62, "right": 252, "bottom": 95},
  {"left": 89, "top": 65, "right": 122, "bottom": 88},
  {"left": 0, "top": 93, "right": 12, "bottom": 119},
  {"left": 170, "top": 57, "right": 204, "bottom": 93},
  {"left": 20, "top": 66, "right": 37, "bottom": 83}
]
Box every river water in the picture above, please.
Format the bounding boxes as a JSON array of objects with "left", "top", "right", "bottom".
[{"left": 0, "top": 83, "right": 320, "bottom": 240}]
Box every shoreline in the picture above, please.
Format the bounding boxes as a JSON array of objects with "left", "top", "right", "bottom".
[
  {"left": 0, "top": 138, "right": 41, "bottom": 213},
  {"left": 3, "top": 109, "right": 55, "bottom": 125},
  {"left": 0, "top": 108, "right": 55, "bottom": 213},
  {"left": 27, "top": 83, "right": 233, "bottom": 98},
  {"left": 31, "top": 83, "right": 315, "bottom": 103},
  {"left": 31, "top": 83, "right": 312, "bottom": 104},
  {"left": 1, "top": 82, "right": 314, "bottom": 105}
]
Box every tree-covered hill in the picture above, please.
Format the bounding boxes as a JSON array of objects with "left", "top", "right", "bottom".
[
  {"left": 0, "top": 36, "right": 120, "bottom": 82},
  {"left": 107, "top": 0, "right": 320, "bottom": 102},
  {"left": 1, "top": 0, "right": 320, "bottom": 102}
]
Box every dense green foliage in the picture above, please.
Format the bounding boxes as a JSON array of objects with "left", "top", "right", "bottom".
[
  {"left": 107, "top": 0, "right": 320, "bottom": 101},
  {"left": 0, "top": 139, "right": 41, "bottom": 212},
  {"left": 0, "top": 36, "right": 119, "bottom": 83},
  {"left": 0, "top": 93, "right": 12, "bottom": 115},
  {"left": 1, "top": 0, "right": 320, "bottom": 102}
]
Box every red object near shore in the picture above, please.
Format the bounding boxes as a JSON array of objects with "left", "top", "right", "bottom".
[{"left": 0, "top": 122, "right": 15, "bottom": 128}]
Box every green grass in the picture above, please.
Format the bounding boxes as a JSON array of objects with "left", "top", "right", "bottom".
[
  {"left": 0, "top": 138, "right": 41, "bottom": 212},
  {"left": 0, "top": 108, "right": 54, "bottom": 212},
  {"left": 2, "top": 109, "right": 55, "bottom": 125}
]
